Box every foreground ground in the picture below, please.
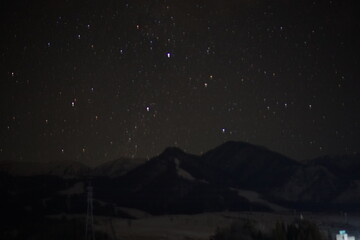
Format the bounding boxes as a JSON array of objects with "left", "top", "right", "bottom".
[{"left": 48, "top": 211, "right": 360, "bottom": 240}]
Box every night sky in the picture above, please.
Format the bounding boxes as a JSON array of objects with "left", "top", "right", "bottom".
[{"left": 1, "top": 0, "right": 360, "bottom": 166}]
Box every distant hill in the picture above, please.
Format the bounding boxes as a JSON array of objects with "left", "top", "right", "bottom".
[
  {"left": 93, "top": 157, "right": 147, "bottom": 177},
  {"left": 106, "top": 141, "right": 360, "bottom": 212},
  {"left": 2, "top": 141, "right": 360, "bottom": 217},
  {"left": 0, "top": 157, "right": 147, "bottom": 178},
  {"left": 308, "top": 155, "right": 360, "bottom": 180},
  {"left": 200, "top": 141, "right": 301, "bottom": 190},
  {"left": 0, "top": 159, "right": 91, "bottom": 177},
  {"left": 99, "top": 146, "right": 262, "bottom": 214}
]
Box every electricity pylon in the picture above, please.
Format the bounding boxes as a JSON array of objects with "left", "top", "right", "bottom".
[{"left": 85, "top": 182, "right": 95, "bottom": 240}]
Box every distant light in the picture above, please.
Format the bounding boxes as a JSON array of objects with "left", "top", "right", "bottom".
[
  {"left": 71, "top": 101, "right": 75, "bottom": 107},
  {"left": 221, "top": 128, "right": 226, "bottom": 133},
  {"left": 146, "top": 106, "right": 150, "bottom": 112},
  {"left": 166, "top": 52, "right": 171, "bottom": 58}
]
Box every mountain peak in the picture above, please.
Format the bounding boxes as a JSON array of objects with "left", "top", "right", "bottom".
[
  {"left": 217, "top": 140, "right": 253, "bottom": 149},
  {"left": 202, "top": 141, "right": 261, "bottom": 158},
  {"left": 160, "top": 147, "right": 185, "bottom": 158}
]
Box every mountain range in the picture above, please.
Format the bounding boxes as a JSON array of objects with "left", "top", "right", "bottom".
[
  {"left": 0, "top": 157, "right": 147, "bottom": 177},
  {"left": 1, "top": 141, "right": 360, "bottom": 218}
]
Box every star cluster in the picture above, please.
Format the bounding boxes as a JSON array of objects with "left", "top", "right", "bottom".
[{"left": 1, "top": 0, "right": 360, "bottom": 165}]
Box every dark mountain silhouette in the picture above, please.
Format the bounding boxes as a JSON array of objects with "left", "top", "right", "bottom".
[
  {"left": 199, "top": 141, "right": 301, "bottom": 190},
  {"left": 2, "top": 141, "right": 360, "bottom": 218},
  {"left": 309, "top": 154, "right": 360, "bottom": 180},
  {"left": 94, "top": 146, "right": 262, "bottom": 214},
  {"left": 0, "top": 159, "right": 91, "bottom": 177},
  {"left": 0, "top": 157, "right": 147, "bottom": 178}
]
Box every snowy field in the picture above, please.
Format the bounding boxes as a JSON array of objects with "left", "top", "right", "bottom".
[{"left": 49, "top": 211, "right": 360, "bottom": 240}]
